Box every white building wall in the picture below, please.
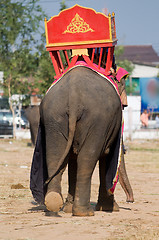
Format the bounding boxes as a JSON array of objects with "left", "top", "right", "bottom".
[
  {"left": 121, "top": 64, "right": 159, "bottom": 140},
  {"left": 131, "top": 64, "right": 159, "bottom": 78},
  {"left": 123, "top": 96, "right": 141, "bottom": 140},
  {"left": 123, "top": 96, "right": 159, "bottom": 140}
]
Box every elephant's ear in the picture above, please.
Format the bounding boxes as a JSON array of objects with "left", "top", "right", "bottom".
[{"left": 116, "top": 67, "right": 129, "bottom": 82}]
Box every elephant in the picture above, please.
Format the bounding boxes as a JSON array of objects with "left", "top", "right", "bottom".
[
  {"left": 29, "top": 105, "right": 134, "bottom": 208},
  {"left": 25, "top": 106, "right": 40, "bottom": 146},
  {"left": 36, "top": 65, "right": 134, "bottom": 217}
]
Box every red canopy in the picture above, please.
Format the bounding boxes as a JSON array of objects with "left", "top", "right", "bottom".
[{"left": 45, "top": 5, "right": 118, "bottom": 79}]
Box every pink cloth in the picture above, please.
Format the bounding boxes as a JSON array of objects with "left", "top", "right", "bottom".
[
  {"left": 48, "top": 61, "right": 120, "bottom": 95},
  {"left": 116, "top": 67, "right": 129, "bottom": 82}
]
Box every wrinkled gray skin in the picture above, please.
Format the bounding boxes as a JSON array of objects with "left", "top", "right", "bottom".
[
  {"left": 39, "top": 66, "right": 133, "bottom": 216},
  {"left": 64, "top": 136, "right": 134, "bottom": 214},
  {"left": 28, "top": 105, "right": 134, "bottom": 206},
  {"left": 25, "top": 106, "right": 40, "bottom": 146}
]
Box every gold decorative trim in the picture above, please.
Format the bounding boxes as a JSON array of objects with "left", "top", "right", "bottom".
[
  {"left": 46, "top": 4, "right": 109, "bottom": 23},
  {"left": 63, "top": 13, "right": 94, "bottom": 34},
  {"left": 45, "top": 18, "right": 49, "bottom": 45},
  {"left": 112, "top": 12, "right": 115, "bottom": 17},
  {"left": 72, "top": 49, "right": 89, "bottom": 57},
  {"left": 108, "top": 14, "right": 112, "bottom": 41},
  {"left": 45, "top": 5, "right": 117, "bottom": 46},
  {"left": 46, "top": 38, "right": 117, "bottom": 48}
]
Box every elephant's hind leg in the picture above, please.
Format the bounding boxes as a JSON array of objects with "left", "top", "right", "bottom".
[
  {"left": 96, "top": 157, "right": 119, "bottom": 212},
  {"left": 44, "top": 125, "right": 68, "bottom": 212},
  {"left": 45, "top": 169, "right": 65, "bottom": 212},
  {"left": 72, "top": 150, "right": 98, "bottom": 216}
]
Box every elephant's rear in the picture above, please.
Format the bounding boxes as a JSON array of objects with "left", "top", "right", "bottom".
[
  {"left": 40, "top": 66, "right": 122, "bottom": 214},
  {"left": 40, "top": 66, "right": 122, "bottom": 155},
  {"left": 67, "top": 67, "right": 122, "bottom": 155}
]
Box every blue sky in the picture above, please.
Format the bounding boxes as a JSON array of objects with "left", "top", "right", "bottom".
[{"left": 38, "top": 0, "right": 159, "bottom": 55}]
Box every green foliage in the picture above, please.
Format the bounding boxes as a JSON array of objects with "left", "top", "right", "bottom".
[
  {"left": 115, "top": 46, "right": 135, "bottom": 94},
  {"left": 34, "top": 33, "right": 55, "bottom": 95},
  {"left": 125, "top": 80, "right": 138, "bottom": 95},
  {"left": 0, "top": 0, "right": 63, "bottom": 137},
  {"left": 60, "top": 0, "right": 67, "bottom": 11},
  {"left": 115, "top": 45, "right": 134, "bottom": 74},
  {"left": 0, "top": 0, "right": 46, "bottom": 97}
]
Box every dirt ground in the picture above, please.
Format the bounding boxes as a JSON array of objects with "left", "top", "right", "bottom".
[{"left": 0, "top": 138, "right": 159, "bottom": 240}]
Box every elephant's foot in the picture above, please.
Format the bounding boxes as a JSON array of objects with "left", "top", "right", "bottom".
[
  {"left": 45, "top": 192, "right": 63, "bottom": 212},
  {"left": 72, "top": 204, "right": 94, "bottom": 217},
  {"left": 63, "top": 201, "right": 73, "bottom": 213},
  {"left": 96, "top": 194, "right": 119, "bottom": 212},
  {"left": 96, "top": 200, "right": 119, "bottom": 212},
  {"left": 62, "top": 195, "right": 73, "bottom": 213}
]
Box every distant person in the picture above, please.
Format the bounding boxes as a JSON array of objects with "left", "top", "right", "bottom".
[
  {"left": 140, "top": 109, "right": 150, "bottom": 128},
  {"left": 155, "top": 114, "right": 159, "bottom": 128}
]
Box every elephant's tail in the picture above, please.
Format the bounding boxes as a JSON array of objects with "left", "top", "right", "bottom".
[
  {"left": 44, "top": 88, "right": 77, "bottom": 187},
  {"left": 44, "top": 117, "right": 76, "bottom": 186}
]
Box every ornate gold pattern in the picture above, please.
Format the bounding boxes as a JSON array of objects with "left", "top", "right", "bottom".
[
  {"left": 72, "top": 48, "right": 89, "bottom": 57},
  {"left": 63, "top": 13, "right": 94, "bottom": 34}
]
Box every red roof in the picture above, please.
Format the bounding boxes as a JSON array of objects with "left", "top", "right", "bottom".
[{"left": 118, "top": 45, "right": 159, "bottom": 66}]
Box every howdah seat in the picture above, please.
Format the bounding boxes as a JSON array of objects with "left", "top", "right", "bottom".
[{"left": 45, "top": 5, "right": 117, "bottom": 79}]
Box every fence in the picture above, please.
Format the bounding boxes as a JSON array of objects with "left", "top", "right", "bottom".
[{"left": 123, "top": 107, "right": 159, "bottom": 140}]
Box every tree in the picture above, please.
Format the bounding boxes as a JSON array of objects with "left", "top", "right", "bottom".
[
  {"left": 115, "top": 45, "right": 135, "bottom": 95},
  {"left": 60, "top": 0, "right": 67, "bottom": 11},
  {"left": 115, "top": 45, "right": 134, "bottom": 74},
  {"left": 33, "top": 33, "right": 55, "bottom": 95},
  {"left": 33, "top": 1, "right": 68, "bottom": 95},
  {"left": 0, "top": 0, "right": 45, "bottom": 138}
]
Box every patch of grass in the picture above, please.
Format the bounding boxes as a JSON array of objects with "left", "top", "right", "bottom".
[
  {"left": 9, "top": 193, "right": 27, "bottom": 199},
  {"left": 130, "top": 147, "right": 159, "bottom": 152}
]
